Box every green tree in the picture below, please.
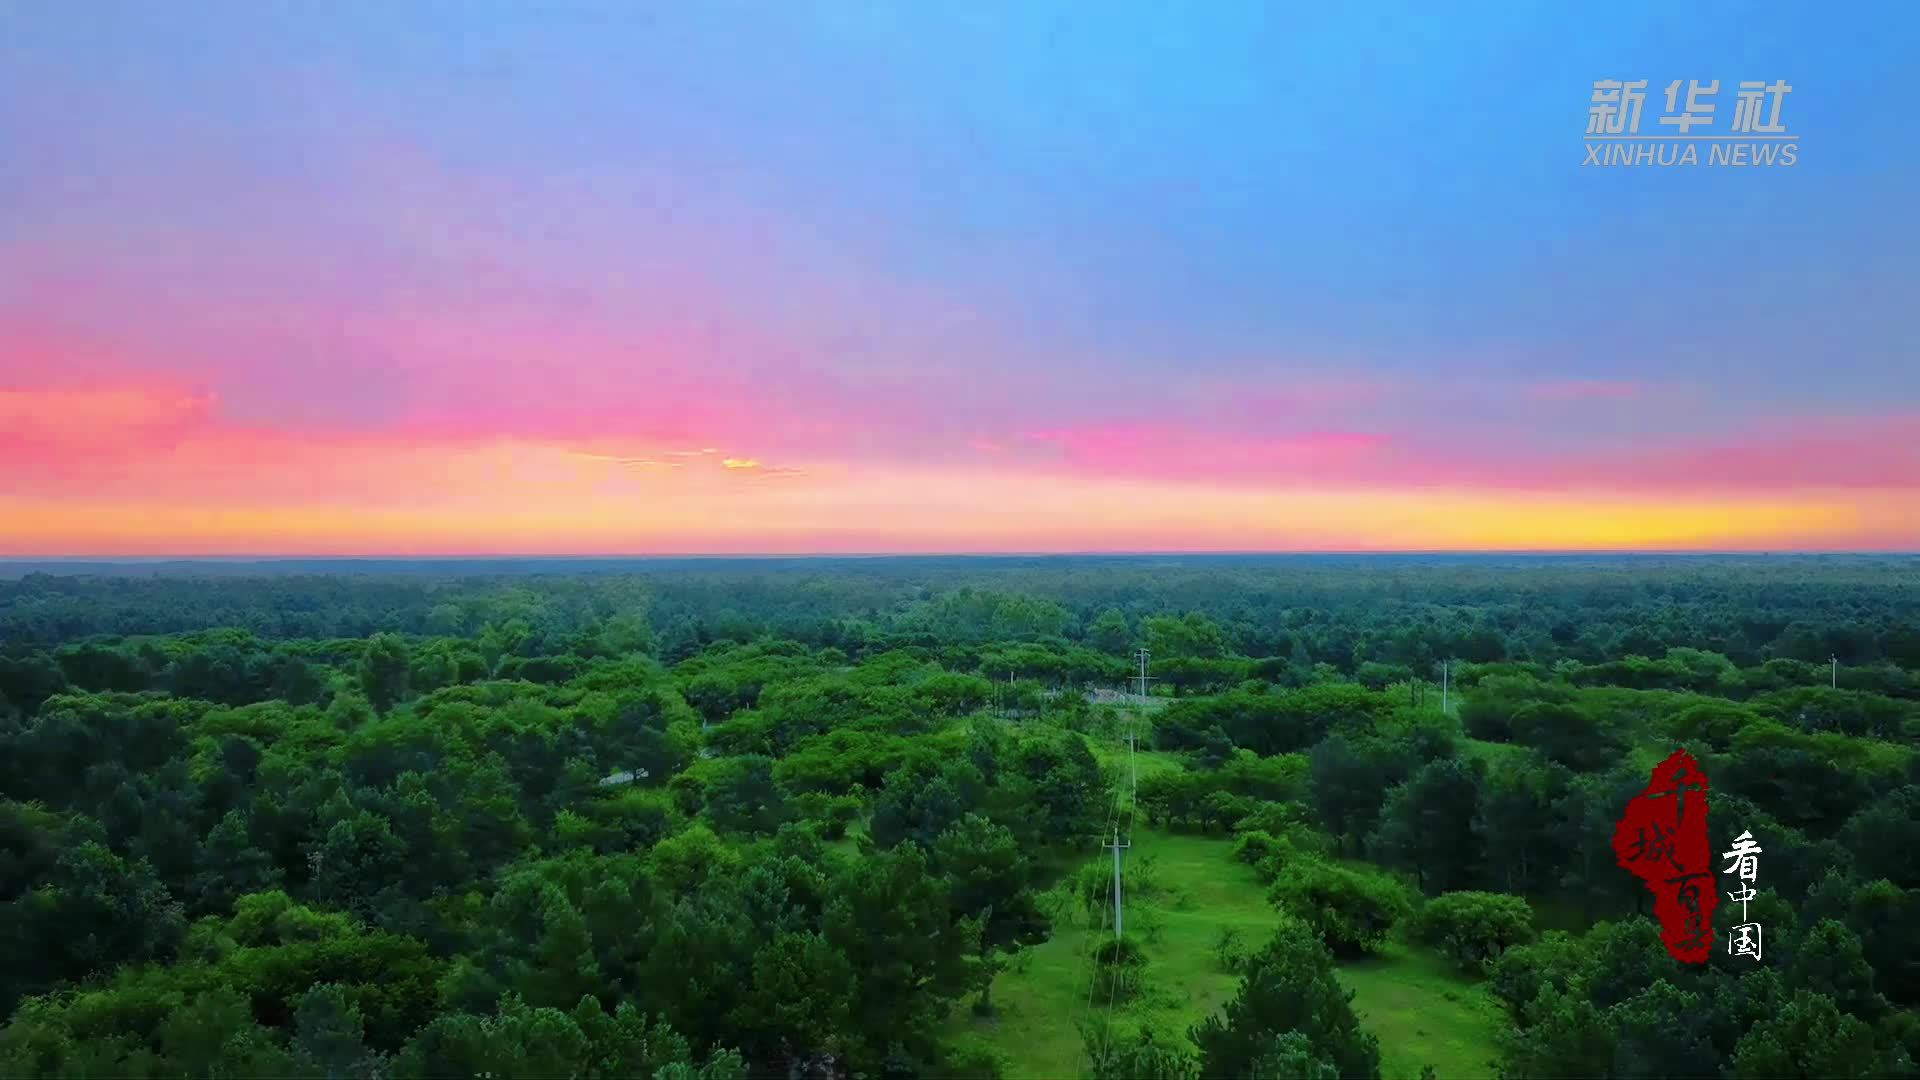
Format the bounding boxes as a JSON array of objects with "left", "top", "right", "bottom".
[
  {"left": 157, "top": 985, "right": 299, "bottom": 1077},
  {"left": 932, "top": 814, "right": 1039, "bottom": 937},
  {"left": 1509, "top": 702, "right": 1623, "bottom": 772},
  {"left": 1582, "top": 918, "right": 1670, "bottom": 1009},
  {"left": 1840, "top": 878, "right": 1920, "bottom": 1007},
  {"left": 1190, "top": 917, "right": 1382, "bottom": 1079},
  {"left": 1839, "top": 786, "right": 1920, "bottom": 889},
  {"left": 1488, "top": 930, "right": 1590, "bottom": 1020},
  {"left": 1267, "top": 859, "right": 1410, "bottom": 959},
  {"left": 409, "top": 639, "right": 487, "bottom": 695},
  {"left": 1728, "top": 990, "right": 1894, "bottom": 1079},
  {"left": 1085, "top": 1024, "right": 1200, "bottom": 1080},
  {"left": 1308, "top": 732, "right": 1414, "bottom": 851},
  {"left": 933, "top": 813, "right": 1047, "bottom": 1014},
  {"left": 1089, "top": 608, "right": 1133, "bottom": 657},
  {"left": 389, "top": 995, "right": 590, "bottom": 1078},
  {"left": 1411, "top": 891, "right": 1536, "bottom": 975},
  {"left": 191, "top": 808, "right": 282, "bottom": 915},
  {"left": 823, "top": 845, "right": 976, "bottom": 1065},
  {"left": 702, "top": 755, "right": 787, "bottom": 836},
  {"left": 1498, "top": 985, "right": 1614, "bottom": 1080},
  {"left": 1608, "top": 981, "right": 1718, "bottom": 1079},
  {"left": 1245, "top": 1031, "right": 1342, "bottom": 1080},
  {"left": 356, "top": 633, "right": 412, "bottom": 715},
  {"left": 1144, "top": 613, "right": 1230, "bottom": 661},
  {"left": 1473, "top": 756, "right": 1570, "bottom": 895},
  {"left": 292, "top": 983, "right": 383, "bottom": 1079},
  {"left": 1788, "top": 919, "right": 1888, "bottom": 1021},
  {"left": 1552, "top": 767, "right": 1647, "bottom": 921},
  {"left": 732, "top": 931, "right": 855, "bottom": 1065},
  {"left": 1372, "top": 757, "right": 1484, "bottom": 894},
  {"left": 8, "top": 841, "right": 186, "bottom": 1013}
]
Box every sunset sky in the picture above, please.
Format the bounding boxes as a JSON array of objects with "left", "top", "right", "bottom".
[{"left": 3, "top": 1, "right": 1916, "bottom": 555}]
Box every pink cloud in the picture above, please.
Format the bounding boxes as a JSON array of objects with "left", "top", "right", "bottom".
[
  {"left": 0, "top": 383, "right": 218, "bottom": 461},
  {"left": 1016, "top": 423, "right": 1393, "bottom": 483},
  {"left": 1544, "top": 413, "right": 1920, "bottom": 492},
  {"left": 989, "top": 413, "right": 1920, "bottom": 495}
]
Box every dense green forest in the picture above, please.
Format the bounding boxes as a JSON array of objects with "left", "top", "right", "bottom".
[{"left": 2, "top": 556, "right": 1917, "bottom": 1078}]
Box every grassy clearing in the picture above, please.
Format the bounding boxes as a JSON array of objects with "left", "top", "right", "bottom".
[
  {"left": 942, "top": 827, "right": 1270, "bottom": 1077},
  {"left": 942, "top": 827, "right": 1509, "bottom": 1080},
  {"left": 1342, "top": 941, "right": 1507, "bottom": 1079},
  {"left": 1086, "top": 741, "right": 1187, "bottom": 786},
  {"left": 1459, "top": 737, "right": 1530, "bottom": 768}
]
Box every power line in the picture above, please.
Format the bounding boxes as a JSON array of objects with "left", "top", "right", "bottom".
[
  {"left": 1079, "top": 684, "right": 1144, "bottom": 1074},
  {"left": 1079, "top": 867, "right": 1111, "bottom": 1021},
  {"left": 1133, "top": 647, "right": 1154, "bottom": 705},
  {"left": 1102, "top": 662, "right": 1153, "bottom": 1063},
  {"left": 1126, "top": 722, "right": 1138, "bottom": 807},
  {"left": 1104, "top": 826, "right": 1132, "bottom": 939},
  {"left": 1076, "top": 715, "right": 1130, "bottom": 1073},
  {"left": 1098, "top": 822, "right": 1133, "bottom": 1062},
  {"left": 1125, "top": 648, "right": 1149, "bottom": 817}
]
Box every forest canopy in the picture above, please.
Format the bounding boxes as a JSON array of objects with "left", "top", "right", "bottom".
[{"left": 1, "top": 555, "right": 1916, "bottom": 1078}]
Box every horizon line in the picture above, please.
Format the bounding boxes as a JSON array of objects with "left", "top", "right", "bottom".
[{"left": 4, "top": 549, "right": 1918, "bottom": 562}]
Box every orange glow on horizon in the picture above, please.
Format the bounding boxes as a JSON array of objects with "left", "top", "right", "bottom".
[
  {"left": 3, "top": 458, "right": 1906, "bottom": 556},
  {"left": 3, "top": 384, "right": 1915, "bottom": 556}
]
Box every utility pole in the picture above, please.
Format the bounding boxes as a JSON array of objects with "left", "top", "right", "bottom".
[
  {"left": 1831, "top": 655, "right": 1838, "bottom": 690},
  {"left": 1104, "top": 826, "right": 1131, "bottom": 939},
  {"left": 1441, "top": 660, "right": 1450, "bottom": 715},
  {"left": 1125, "top": 720, "right": 1138, "bottom": 803},
  {"left": 1127, "top": 648, "right": 1152, "bottom": 803}
]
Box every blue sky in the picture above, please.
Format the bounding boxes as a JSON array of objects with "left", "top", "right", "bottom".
[{"left": 3, "top": 1, "right": 1916, "bottom": 553}]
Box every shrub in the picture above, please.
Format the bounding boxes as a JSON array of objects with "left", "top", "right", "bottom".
[
  {"left": 1230, "top": 799, "right": 1313, "bottom": 837},
  {"left": 1072, "top": 859, "right": 1115, "bottom": 926},
  {"left": 790, "top": 792, "right": 863, "bottom": 839},
  {"left": 1251, "top": 854, "right": 1288, "bottom": 884},
  {"left": 943, "top": 1040, "right": 1009, "bottom": 1079},
  {"left": 1459, "top": 676, "right": 1573, "bottom": 743},
  {"left": 1191, "top": 917, "right": 1382, "bottom": 1079},
  {"left": 1232, "top": 820, "right": 1329, "bottom": 885},
  {"left": 1092, "top": 935, "right": 1148, "bottom": 1002},
  {"left": 1410, "top": 891, "right": 1537, "bottom": 975},
  {"left": 1267, "top": 859, "right": 1411, "bottom": 958},
  {"left": 1213, "top": 925, "right": 1249, "bottom": 973},
  {"left": 1233, "top": 830, "right": 1286, "bottom": 866},
  {"left": 1085, "top": 1024, "right": 1199, "bottom": 1080},
  {"left": 1487, "top": 931, "right": 1590, "bottom": 1019}
]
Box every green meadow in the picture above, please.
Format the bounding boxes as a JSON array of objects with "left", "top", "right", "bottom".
[{"left": 943, "top": 819, "right": 1509, "bottom": 1079}]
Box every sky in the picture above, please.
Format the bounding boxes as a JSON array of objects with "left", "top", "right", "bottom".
[{"left": 2, "top": 0, "right": 1916, "bottom": 555}]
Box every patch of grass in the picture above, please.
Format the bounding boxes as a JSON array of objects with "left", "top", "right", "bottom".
[
  {"left": 821, "top": 814, "right": 875, "bottom": 867},
  {"left": 1084, "top": 735, "right": 1186, "bottom": 778},
  {"left": 943, "top": 913, "right": 1105, "bottom": 1078},
  {"left": 1627, "top": 742, "right": 1667, "bottom": 773},
  {"left": 1341, "top": 940, "right": 1508, "bottom": 1080},
  {"left": 1083, "top": 733, "right": 1189, "bottom": 821},
  {"left": 941, "top": 827, "right": 1270, "bottom": 1077},
  {"left": 943, "top": 827, "right": 1509, "bottom": 1080},
  {"left": 1459, "top": 737, "right": 1529, "bottom": 767}
]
